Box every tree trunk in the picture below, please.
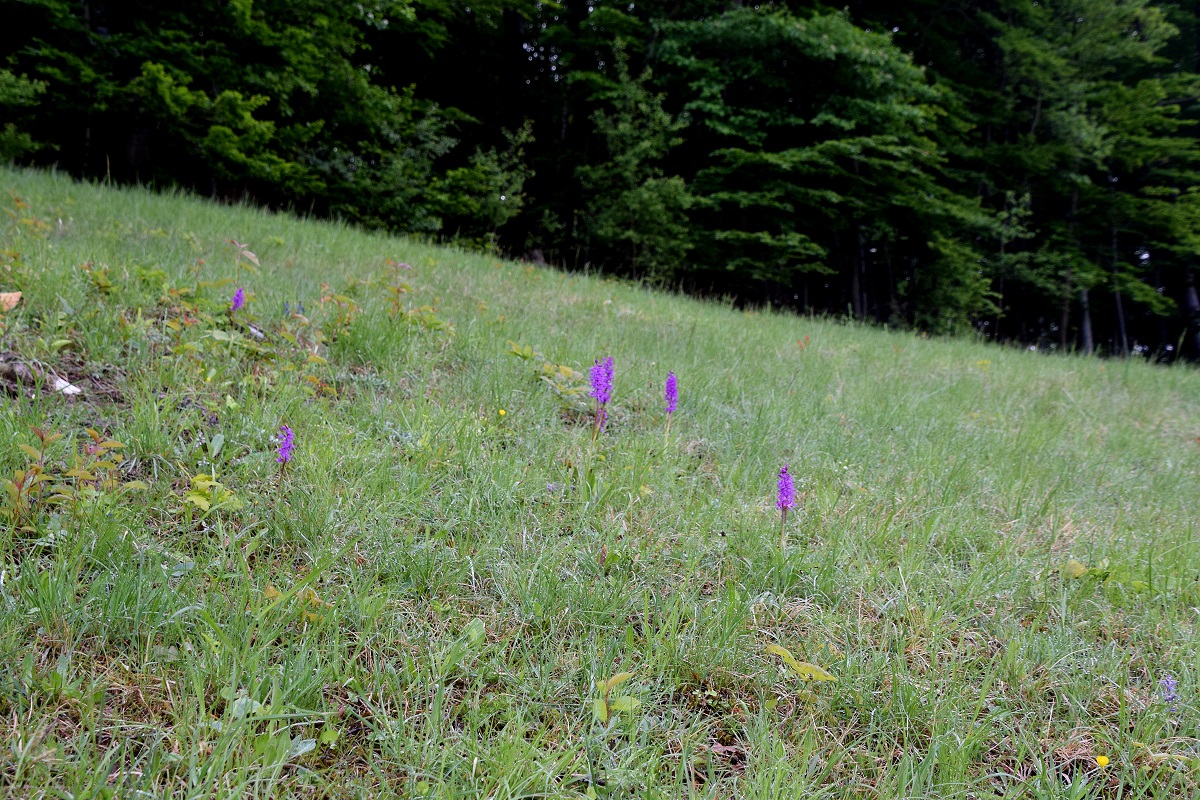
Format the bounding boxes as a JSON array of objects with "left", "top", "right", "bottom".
[
  {"left": 1113, "top": 284, "right": 1128, "bottom": 356},
  {"left": 995, "top": 274, "right": 1004, "bottom": 341},
  {"left": 1061, "top": 187, "right": 1079, "bottom": 351},
  {"left": 1155, "top": 264, "right": 1169, "bottom": 350},
  {"left": 1186, "top": 267, "right": 1200, "bottom": 357},
  {"left": 1104, "top": 174, "right": 1129, "bottom": 356},
  {"left": 1079, "top": 287, "right": 1094, "bottom": 355},
  {"left": 1060, "top": 267, "right": 1071, "bottom": 350},
  {"left": 853, "top": 227, "right": 867, "bottom": 320},
  {"left": 996, "top": 193, "right": 1007, "bottom": 340},
  {"left": 884, "top": 242, "right": 896, "bottom": 318},
  {"left": 1111, "top": 222, "right": 1128, "bottom": 356}
]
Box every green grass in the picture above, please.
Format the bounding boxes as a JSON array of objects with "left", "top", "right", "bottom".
[{"left": 0, "top": 166, "right": 1198, "bottom": 799}]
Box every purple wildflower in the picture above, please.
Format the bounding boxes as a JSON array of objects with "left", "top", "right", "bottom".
[
  {"left": 590, "top": 356, "right": 614, "bottom": 405},
  {"left": 777, "top": 463, "right": 796, "bottom": 550},
  {"left": 231, "top": 287, "right": 245, "bottom": 312},
  {"left": 276, "top": 424, "right": 294, "bottom": 464},
  {"left": 1160, "top": 675, "right": 1179, "bottom": 712},
  {"left": 663, "top": 371, "right": 679, "bottom": 442},
  {"left": 589, "top": 356, "right": 614, "bottom": 437},
  {"left": 777, "top": 463, "right": 796, "bottom": 510}
]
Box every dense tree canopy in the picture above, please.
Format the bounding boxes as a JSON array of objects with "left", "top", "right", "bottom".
[{"left": 5, "top": 0, "right": 1200, "bottom": 356}]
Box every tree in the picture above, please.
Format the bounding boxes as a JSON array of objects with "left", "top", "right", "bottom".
[
  {"left": 0, "top": 70, "right": 45, "bottom": 161},
  {"left": 655, "top": 7, "right": 990, "bottom": 327},
  {"left": 1, "top": 0, "right": 533, "bottom": 243},
  {"left": 575, "top": 46, "right": 693, "bottom": 280}
]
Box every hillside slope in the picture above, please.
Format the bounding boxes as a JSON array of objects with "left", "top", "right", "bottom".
[{"left": 1, "top": 167, "right": 1199, "bottom": 798}]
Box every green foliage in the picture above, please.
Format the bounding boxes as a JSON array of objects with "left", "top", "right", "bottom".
[
  {"left": 431, "top": 121, "right": 536, "bottom": 249},
  {"left": 2, "top": 426, "right": 144, "bottom": 532},
  {"left": 129, "top": 62, "right": 315, "bottom": 193},
  {"left": 0, "top": 70, "right": 46, "bottom": 160},
  {"left": 765, "top": 643, "right": 837, "bottom": 683},
  {"left": 576, "top": 47, "right": 693, "bottom": 280},
  {"left": 1, "top": 0, "right": 529, "bottom": 244},
  {"left": 507, "top": 339, "right": 591, "bottom": 415},
  {"left": 591, "top": 671, "right": 640, "bottom": 724},
  {"left": 653, "top": 7, "right": 992, "bottom": 328}
]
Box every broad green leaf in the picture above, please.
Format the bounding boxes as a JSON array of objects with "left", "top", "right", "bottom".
[
  {"left": 184, "top": 492, "right": 211, "bottom": 511},
  {"left": 319, "top": 724, "right": 340, "bottom": 747},
  {"left": 229, "top": 697, "right": 262, "bottom": 719},
  {"left": 602, "top": 672, "right": 634, "bottom": 692},
  {"left": 462, "top": 618, "right": 486, "bottom": 645},
  {"left": 1063, "top": 560, "right": 1089, "bottom": 579},
  {"left": 766, "top": 643, "right": 837, "bottom": 682},
  {"left": 286, "top": 737, "right": 316, "bottom": 761},
  {"left": 610, "top": 696, "right": 640, "bottom": 712},
  {"left": 592, "top": 696, "right": 609, "bottom": 723}
]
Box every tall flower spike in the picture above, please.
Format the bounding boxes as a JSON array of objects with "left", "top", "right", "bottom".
[
  {"left": 589, "top": 356, "right": 614, "bottom": 437},
  {"left": 590, "top": 356, "right": 614, "bottom": 405},
  {"left": 1160, "top": 675, "right": 1179, "bottom": 712},
  {"left": 276, "top": 424, "right": 294, "bottom": 464},
  {"left": 664, "top": 371, "right": 678, "bottom": 443},
  {"left": 231, "top": 287, "right": 245, "bottom": 312},
  {"left": 777, "top": 463, "right": 795, "bottom": 550},
  {"left": 777, "top": 463, "right": 795, "bottom": 510}
]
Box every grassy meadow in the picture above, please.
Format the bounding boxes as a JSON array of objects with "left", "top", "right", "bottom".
[{"left": 1, "top": 166, "right": 1199, "bottom": 799}]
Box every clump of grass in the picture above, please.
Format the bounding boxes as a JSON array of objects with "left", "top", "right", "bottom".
[{"left": 0, "top": 166, "right": 1198, "bottom": 798}]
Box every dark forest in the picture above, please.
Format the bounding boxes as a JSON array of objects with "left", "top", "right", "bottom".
[{"left": 6, "top": 0, "right": 1200, "bottom": 356}]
